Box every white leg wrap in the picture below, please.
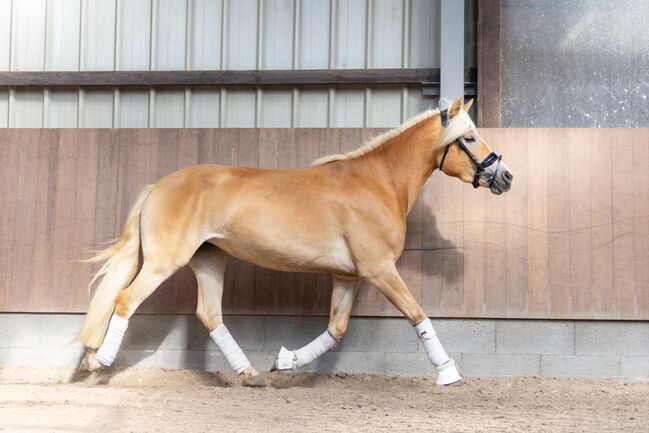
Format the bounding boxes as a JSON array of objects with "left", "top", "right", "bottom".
[
  {"left": 415, "top": 317, "right": 449, "bottom": 366},
  {"left": 96, "top": 314, "right": 129, "bottom": 366},
  {"left": 276, "top": 329, "right": 338, "bottom": 370},
  {"left": 210, "top": 324, "right": 251, "bottom": 374},
  {"left": 415, "top": 318, "right": 462, "bottom": 385}
]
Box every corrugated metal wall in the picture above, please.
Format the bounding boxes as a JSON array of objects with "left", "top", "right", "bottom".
[{"left": 0, "top": 0, "right": 475, "bottom": 128}]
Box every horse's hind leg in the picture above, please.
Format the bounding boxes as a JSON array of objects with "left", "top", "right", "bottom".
[
  {"left": 189, "top": 244, "right": 265, "bottom": 387},
  {"left": 272, "top": 276, "right": 360, "bottom": 371}
]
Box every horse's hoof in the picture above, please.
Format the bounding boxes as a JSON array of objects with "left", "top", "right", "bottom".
[
  {"left": 241, "top": 373, "right": 267, "bottom": 387},
  {"left": 79, "top": 351, "right": 103, "bottom": 373},
  {"left": 270, "top": 360, "right": 277, "bottom": 372},
  {"left": 445, "top": 379, "right": 464, "bottom": 387}
]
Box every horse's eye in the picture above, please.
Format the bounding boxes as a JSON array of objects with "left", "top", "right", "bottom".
[{"left": 465, "top": 136, "right": 476, "bottom": 143}]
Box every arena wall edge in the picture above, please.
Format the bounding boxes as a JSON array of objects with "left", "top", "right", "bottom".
[{"left": 0, "top": 313, "right": 647, "bottom": 381}]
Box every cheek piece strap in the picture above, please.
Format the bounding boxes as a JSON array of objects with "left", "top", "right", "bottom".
[{"left": 438, "top": 109, "right": 502, "bottom": 188}]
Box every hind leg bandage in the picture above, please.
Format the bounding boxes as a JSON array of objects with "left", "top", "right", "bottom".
[
  {"left": 96, "top": 313, "right": 129, "bottom": 366},
  {"left": 415, "top": 318, "right": 462, "bottom": 385},
  {"left": 276, "top": 329, "right": 338, "bottom": 370},
  {"left": 210, "top": 324, "right": 251, "bottom": 374}
]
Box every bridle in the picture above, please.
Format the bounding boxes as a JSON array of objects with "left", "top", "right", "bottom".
[{"left": 438, "top": 109, "right": 502, "bottom": 189}]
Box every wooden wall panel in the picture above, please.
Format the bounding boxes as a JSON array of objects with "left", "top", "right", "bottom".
[{"left": 1, "top": 128, "right": 649, "bottom": 320}]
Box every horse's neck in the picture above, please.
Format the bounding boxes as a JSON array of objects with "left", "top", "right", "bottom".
[{"left": 361, "top": 118, "right": 439, "bottom": 215}]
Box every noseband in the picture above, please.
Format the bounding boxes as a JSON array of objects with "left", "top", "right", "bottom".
[{"left": 438, "top": 109, "right": 502, "bottom": 188}]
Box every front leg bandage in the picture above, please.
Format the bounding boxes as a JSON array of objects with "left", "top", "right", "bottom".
[
  {"left": 210, "top": 324, "right": 251, "bottom": 374},
  {"left": 415, "top": 318, "right": 449, "bottom": 367},
  {"left": 276, "top": 329, "right": 338, "bottom": 370},
  {"left": 415, "top": 318, "right": 462, "bottom": 385},
  {"left": 96, "top": 313, "right": 129, "bottom": 366}
]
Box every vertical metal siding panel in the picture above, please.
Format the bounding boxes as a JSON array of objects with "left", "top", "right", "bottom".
[
  {"left": 223, "top": 88, "right": 256, "bottom": 127},
  {"left": 81, "top": 0, "right": 117, "bottom": 70},
  {"left": 0, "top": 88, "right": 8, "bottom": 127},
  {"left": 11, "top": 0, "right": 47, "bottom": 71},
  {"left": 117, "top": 1, "right": 151, "bottom": 126},
  {"left": 11, "top": 90, "right": 44, "bottom": 127},
  {"left": 299, "top": 0, "right": 329, "bottom": 69},
  {"left": 368, "top": 86, "right": 401, "bottom": 127},
  {"left": 260, "top": 0, "right": 293, "bottom": 122},
  {"left": 296, "top": 88, "right": 328, "bottom": 127},
  {"left": 118, "top": 89, "right": 149, "bottom": 127},
  {"left": 118, "top": 0, "right": 152, "bottom": 70},
  {"left": 80, "top": 89, "right": 114, "bottom": 127},
  {"left": 371, "top": 0, "right": 403, "bottom": 68},
  {"left": 332, "top": 86, "right": 364, "bottom": 127},
  {"left": 260, "top": 89, "right": 291, "bottom": 127},
  {"left": 464, "top": 0, "right": 476, "bottom": 67},
  {"left": 47, "top": 89, "right": 78, "bottom": 127},
  {"left": 406, "top": 85, "right": 437, "bottom": 116},
  {"left": 154, "top": 88, "right": 185, "bottom": 127},
  {"left": 154, "top": 0, "right": 187, "bottom": 127},
  {"left": 0, "top": 0, "right": 11, "bottom": 70},
  {"left": 334, "top": 0, "right": 366, "bottom": 68},
  {"left": 332, "top": 0, "right": 366, "bottom": 127},
  {"left": 189, "top": 87, "right": 219, "bottom": 127},
  {"left": 45, "top": 0, "right": 81, "bottom": 70},
  {"left": 262, "top": 0, "right": 293, "bottom": 69},
  {"left": 155, "top": 0, "right": 187, "bottom": 69},
  {"left": 225, "top": 0, "right": 258, "bottom": 69},
  {"left": 190, "top": 0, "right": 222, "bottom": 69},
  {"left": 409, "top": 0, "right": 440, "bottom": 67}
]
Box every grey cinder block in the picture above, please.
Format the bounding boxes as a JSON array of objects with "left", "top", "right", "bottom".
[
  {"left": 384, "top": 352, "right": 462, "bottom": 376},
  {"left": 188, "top": 315, "right": 265, "bottom": 351},
  {"left": 429, "top": 319, "right": 496, "bottom": 354},
  {"left": 620, "top": 356, "right": 649, "bottom": 380},
  {"left": 0, "top": 348, "right": 84, "bottom": 366},
  {"left": 264, "top": 316, "right": 329, "bottom": 351},
  {"left": 541, "top": 355, "right": 620, "bottom": 378},
  {"left": 122, "top": 314, "right": 190, "bottom": 350},
  {"left": 113, "top": 349, "right": 157, "bottom": 368},
  {"left": 497, "top": 320, "right": 574, "bottom": 355},
  {"left": 339, "top": 318, "right": 417, "bottom": 353},
  {"left": 38, "top": 314, "right": 85, "bottom": 349},
  {"left": 575, "top": 322, "right": 649, "bottom": 356},
  {"left": 306, "top": 351, "right": 385, "bottom": 374},
  {"left": 461, "top": 353, "right": 541, "bottom": 377},
  {"left": 0, "top": 314, "right": 43, "bottom": 348}
]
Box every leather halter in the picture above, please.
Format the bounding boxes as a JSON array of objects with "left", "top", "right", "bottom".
[{"left": 438, "top": 109, "right": 502, "bottom": 189}]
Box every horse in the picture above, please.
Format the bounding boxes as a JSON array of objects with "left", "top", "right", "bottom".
[{"left": 78, "top": 96, "right": 512, "bottom": 387}]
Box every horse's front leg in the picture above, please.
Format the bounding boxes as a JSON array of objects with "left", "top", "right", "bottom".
[
  {"left": 364, "top": 262, "right": 463, "bottom": 386},
  {"left": 272, "top": 276, "right": 360, "bottom": 371},
  {"left": 189, "top": 244, "right": 265, "bottom": 387}
]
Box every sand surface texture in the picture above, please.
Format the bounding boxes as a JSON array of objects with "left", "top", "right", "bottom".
[{"left": 1, "top": 366, "right": 647, "bottom": 432}]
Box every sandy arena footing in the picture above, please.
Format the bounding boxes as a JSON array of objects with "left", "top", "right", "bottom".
[{"left": 0, "top": 366, "right": 648, "bottom": 433}]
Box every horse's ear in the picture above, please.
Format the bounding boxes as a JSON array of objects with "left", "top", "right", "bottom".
[
  {"left": 463, "top": 98, "right": 474, "bottom": 112},
  {"left": 448, "top": 96, "right": 464, "bottom": 118}
]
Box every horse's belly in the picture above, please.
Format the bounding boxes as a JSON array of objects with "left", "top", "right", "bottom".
[{"left": 210, "top": 235, "right": 356, "bottom": 275}]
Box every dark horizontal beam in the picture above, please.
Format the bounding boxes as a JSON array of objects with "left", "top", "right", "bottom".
[{"left": 0, "top": 68, "right": 476, "bottom": 87}]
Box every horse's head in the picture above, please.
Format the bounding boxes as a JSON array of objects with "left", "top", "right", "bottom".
[{"left": 435, "top": 97, "right": 512, "bottom": 195}]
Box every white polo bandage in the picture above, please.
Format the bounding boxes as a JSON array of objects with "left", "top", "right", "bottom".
[
  {"left": 96, "top": 313, "right": 129, "bottom": 366},
  {"left": 277, "top": 329, "right": 338, "bottom": 370},
  {"left": 415, "top": 318, "right": 450, "bottom": 367},
  {"left": 295, "top": 329, "right": 338, "bottom": 367},
  {"left": 210, "top": 324, "right": 251, "bottom": 374}
]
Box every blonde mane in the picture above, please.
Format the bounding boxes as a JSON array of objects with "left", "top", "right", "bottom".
[{"left": 310, "top": 108, "right": 475, "bottom": 166}]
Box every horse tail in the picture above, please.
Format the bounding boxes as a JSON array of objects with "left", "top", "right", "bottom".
[{"left": 79, "top": 184, "right": 155, "bottom": 349}]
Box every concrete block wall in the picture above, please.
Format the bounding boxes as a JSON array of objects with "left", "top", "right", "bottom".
[{"left": 0, "top": 314, "right": 647, "bottom": 381}]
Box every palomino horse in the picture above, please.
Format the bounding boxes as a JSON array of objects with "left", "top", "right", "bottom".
[{"left": 79, "top": 97, "right": 512, "bottom": 386}]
